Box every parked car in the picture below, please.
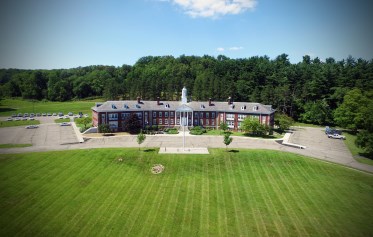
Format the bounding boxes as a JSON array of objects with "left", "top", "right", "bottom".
[
  {"left": 42, "top": 113, "right": 47, "bottom": 116},
  {"left": 36, "top": 113, "right": 41, "bottom": 116},
  {"left": 68, "top": 112, "right": 73, "bottom": 116},
  {"left": 11, "top": 113, "right": 16, "bottom": 117},
  {"left": 328, "top": 134, "right": 346, "bottom": 140},
  {"left": 60, "top": 122, "right": 71, "bottom": 126},
  {"left": 64, "top": 115, "right": 69, "bottom": 119},
  {"left": 14, "top": 117, "right": 21, "bottom": 121},
  {"left": 52, "top": 113, "right": 57, "bottom": 116},
  {"left": 6, "top": 118, "right": 13, "bottom": 121},
  {"left": 30, "top": 113, "right": 35, "bottom": 117},
  {"left": 17, "top": 113, "right": 23, "bottom": 117},
  {"left": 47, "top": 113, "right": 52, "bottom": 116},
  {"left": 58, "top": 112, "right": 64, "bottom": 116},
  {"left": 26, "top": 125, "right": 39, "bottom": 129},
  {"left": 29, "top": 117, "right": 35, "bottom": 120},
  {"left": 22, "top": 117, "right": 28, "bottom": 120},
  {"left": 24, "top": 113, "right": 29, "bottom": 117}
]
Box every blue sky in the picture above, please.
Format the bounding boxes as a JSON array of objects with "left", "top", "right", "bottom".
[{"left": 0, "top": 0, "right": 372, "bottom": 69}]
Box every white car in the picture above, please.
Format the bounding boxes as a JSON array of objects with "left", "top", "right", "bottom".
[
  {"left": 6, "top": 118, "right": 13, "bottom": 121},
  {"left": 327, "top": 134, "right": 346, "bottom": 140},
  {"left": 26, "top": 125, "right": 39, "bottom": 129},
  {"left": 60, "top": 122, "right": 71, "bottom": 126}
]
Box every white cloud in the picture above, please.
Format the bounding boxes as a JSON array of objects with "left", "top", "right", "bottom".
[
  {"left": 170, "top": 0, "right": 257, "bottom": 18},
  {"left": 217, "top": 47, "right": 225, "bottom": 52},
  {"left": 229, "top": 46, "right": 244, "bottom": 51}
]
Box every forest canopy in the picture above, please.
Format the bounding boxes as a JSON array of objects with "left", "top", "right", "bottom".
[{"left": 1, "top": 54, "right": 372, "bottom": 126}]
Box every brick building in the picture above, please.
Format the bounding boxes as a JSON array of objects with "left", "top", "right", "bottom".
[{"left": 92, "top": 87, "right": 275, "bottom": 132}]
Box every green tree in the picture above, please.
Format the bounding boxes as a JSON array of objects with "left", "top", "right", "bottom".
[
  {"left": 240, "top": 118, "right": 267, "bottom": 135},
  {"left": 223, "top": 133, "right": 233, "bottom": 151},
  {"left": 123, "top": 113, "right": 142, "bottom": 134},
  {"left": 136, "top": 131, "right": 146, "bottom": 151},
  {"left": 98, "top": 124, "right": 111, "bottom": 135},
  {"left": 334, "top": 89, "right": 368, "bottom": 131},
  {"left": 300, "top": 100, "right": 332, "bottom": 125},
  {"left": 219, "top": 122, "right": 228, "bottom": 133},
  {"left": 274, "top": 113, "right": 294, "bottom": 132}
]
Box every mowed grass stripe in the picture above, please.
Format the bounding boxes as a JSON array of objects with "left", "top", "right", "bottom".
[
  {"left": 140, "top": 162, "right": 175, "bottom": 237},
  {"left": 199, "top": 158, "right": 210, "bottom": 236},
  {"left": 158, "top": 158, "right": 183, "bottom": 236},
  {"left": 224, "top": 155, "right": 248, "bottom": 236},
  {"left": 251, "top": 156, "right": 285, "bottom": 236},
  {"left": 296, "top": 160, "right": 356, "bottom": 236},
  {"left": 214, "top": 156, "right": 229, "bottom": 236},
  {"left": 258, "top": 159, "right": 303, "bottom": 236},
  {"left": 235, "top": 156, "right": 263, "bottom": 236},
  {"left": 79, "top": 164, "right": 127, "bottom": 237},
  {"left": 283, "top": 159, "right": 339, "bottom": 236},
  {"left": 262, "top": 161, "right": 313, "bottom": 236},
  {"left": 180, "top": 159, "right": 197, "bottom": 236},
  {"left": 245, "top": 152, "right": 269, "bottom": 236},
  {"left": 5, "top": 151, "right": 89, "bottom": 235},
  {"left": 63, "top": 153, "right": 126, "bottom": 236}
]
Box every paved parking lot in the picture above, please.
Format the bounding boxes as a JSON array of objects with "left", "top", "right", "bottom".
[{"left": 0, "top": 116, "right": 78, "bottom": 147}]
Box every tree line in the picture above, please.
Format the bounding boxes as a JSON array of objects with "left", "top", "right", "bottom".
[{"left": 0, "top": 54, "right": 372, "bottom": 125}]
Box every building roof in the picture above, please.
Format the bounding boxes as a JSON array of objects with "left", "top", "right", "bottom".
[{"left": 92, "top": 100, "right": 276, "bottom": 115}]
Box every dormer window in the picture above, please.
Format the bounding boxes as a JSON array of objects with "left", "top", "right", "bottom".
[
  {"left": 111, "top": 104, "right": 117, "bottom": 109},
  {"left": 241, "top": 105, "right": 246, "bottom": 110},
  {"left": 123, "top": 104, "right": 129, "bottom": 109},
  {"left": 135, "top": 104, "right": 141, "bottom": 109},
  {"left": 253, "top": 105, "right": 259, "bottom": 111},
  {"left": 200, "top": 104, "right": 205, "bottom": 109},
  {"left": 230, "top": 104, "right": 235, "bottom": 109},
  {"left": 165, "top": 104, "right": 170, "bottom": 108}
]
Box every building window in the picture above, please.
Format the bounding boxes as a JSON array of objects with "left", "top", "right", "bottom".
[
  {"left": 165, "top": 112, "right": 169, "bottom": 117},
  {"left": 136, "top": 112, "right": 142, "bottom": 119},
  {"left": 159, "top": 119, "right": 163, "bottom": 125},
  {"left": 121, "top": 113, "right": 130, "bottom": 120},
  {"left": 200, "top": 112, "right": 203, "bottom": 118},
  {"left": 253, "top": 105, "right": 259, "bottom": 111},
  {"left": 212, "top": 112, "right": 215, "bottom": 118},
  {"left": 165, "top": 119, "right": 168, "bottom": 125},
  {"left": 227, "top": 120, "right": 234, "bottom": 128},
  {"left": 108, "top": 113, "right": 118, "bottom": 121},
  {"left": 194, "top": 119, "right": 198, "bottom": 125},
  {"left": 212, "top": 120, "right": 215, "bottom": 126},
  {"left": 159, "top": 112, "right": 162, "bottom": 117},
  {"left": 145, "top": 112, "right": 148, "bottom": 117},
  {"left": 206, "top": 120, "right": 209, "bottom": 125},
  {"left": 206, "top": 112, "right": 209, "bottom": 118},
  {"left": 194, "top": 112, "right": 198, "bottom": 118},
  {"left": 226, "top": 114, "right": 234, "bottom": 120},
  {"left": 177, "top": 118, "right": 180, "bottom": 125},
  {"left": 241, "top": 105, "right": 246, "bottom": 110},
  {"left": 152, "top": 119, "right": 156, "bottom": 125},
  {"left": 171, "top": 119, "right": 174, "bottom": 124},
  {"left": 170, "top": 111, "right": 174, "bottom": 117},
  {"left": 238, "top": 114, "right": 246, "bottom": 120},
  {"left": 153, "top": 112, "right": 156, "bottom": 118}
]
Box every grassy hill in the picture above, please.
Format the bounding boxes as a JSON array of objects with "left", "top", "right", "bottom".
[
  {"left": 0, "top": 98, "right": 102, "bottom": 117},
  {"left": 0, "top": 148, "right": 372, "bottom": 236}
]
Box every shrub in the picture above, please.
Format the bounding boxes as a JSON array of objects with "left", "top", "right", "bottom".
[
  {"left": 165, "top": 128, "right": 178, "bottom": 134},
  {"left": 190, "top": 126, "right": 206, "bottom": 135}
]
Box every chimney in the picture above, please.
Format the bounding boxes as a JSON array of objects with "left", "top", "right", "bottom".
[
  {"left": 137, "top": 96, "right": 141, "bottom": 104},
  {"left": 157, "top": 97, "right": 160, "bottom": 105},
  {"left": 209, "top": 98, "right": 212, "bottom": 106},
  {"left": 228, "top": 97, "right": 232, "bottom": 105}
]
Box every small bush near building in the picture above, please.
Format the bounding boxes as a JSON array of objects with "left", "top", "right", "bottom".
[
  {"left": 190, "top": 126, "right": 206, "bottom": 135},
  {"left": 164, "top": 128, "right": 178, "bottom": 134}
]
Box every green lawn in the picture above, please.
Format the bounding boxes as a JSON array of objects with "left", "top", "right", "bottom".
[
  {"left": 0, "top": 148, "right": 372, "bottom": 236},
  {"left": 54, "top": 118, "right": 71, "bottom": 123},
  {"left": 205, "top": 129, "right": 283, "bottom": 139},
  {"left": 344, "top": 132, "right": 373, "bottom": 165},
  {"left": 0, "top": 144, "right": 32, "bottom": 149},
  {"left": 0, "top": 98, "right": 101, "bottom": 117},
  {"left": 0, "top": 119, "right": 40, "bottom": 128}
]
